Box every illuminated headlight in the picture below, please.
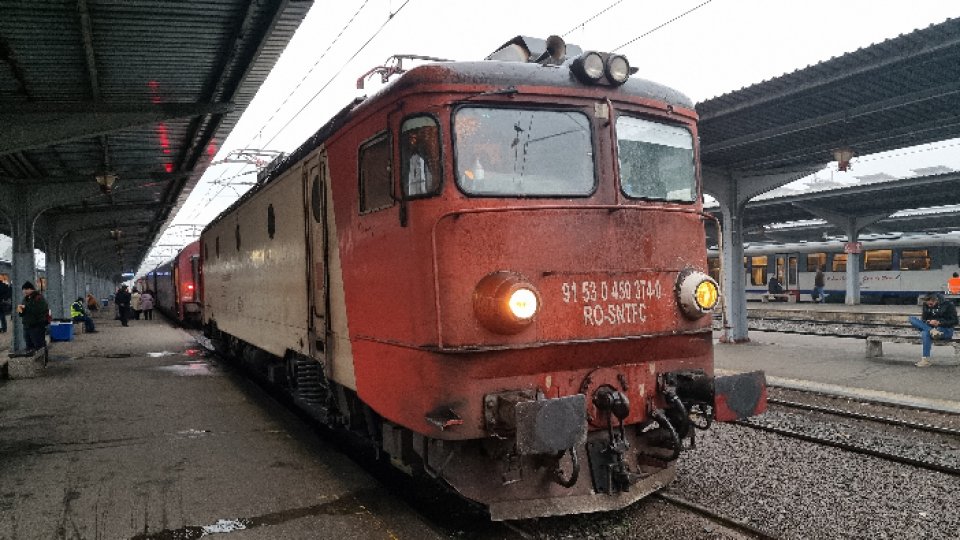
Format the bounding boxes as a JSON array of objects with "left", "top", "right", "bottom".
[
  {"left": 676, "top": 270, "right": 720, "bottom": 319},
  {"left": 473, "top": 271, "right": 541, "bottom": 334},
  {"left": 605, "top": 54, "right": 630, "bottom": 85},
  {"left": 572, "top": 51, "right": 604, "bottom": 83}
]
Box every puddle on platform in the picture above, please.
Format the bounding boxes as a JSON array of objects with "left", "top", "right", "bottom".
[
  {"left": 154, "top": 360, "right": 219, "bottom": 376},
  {"left": 176, "top": 429, "right": 212, "bottom": 439},
  {"left": 146, "top": 351, "right": 176, "bottom": 358},
  {"left": 130, "top": 490, "right": 374, "bottom": 539}
]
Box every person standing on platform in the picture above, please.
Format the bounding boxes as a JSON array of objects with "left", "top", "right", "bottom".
[
  {"left": 0, "top": 278, "right": 11, "bottom": 333},
  {"left": 115, "top": 285, "right": 132, "bottom": 327},
  {"left": 17, "top": 281, "right": 49, "bottom": 352},
  {"left": 813, "top": 266, "right": 826, "bottom": 303},
  {"left": 910, "top": 292, "right": 958, "bottom": 367},
  {"left": 948, "top": 272, "right": 960, "bottom": 295},
  {"left": 131, "top": 288, "right": 142, "bottom": 320},
  {"left": 140, "top": 290, "right": 155, "bottom": 320}
]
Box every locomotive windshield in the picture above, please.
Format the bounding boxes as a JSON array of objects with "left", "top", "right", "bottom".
[
  {"left": 454, "top": 107, "right": 594, "bottom": 196},
  {"left": 616, "top": 116, "right": 696, "bottom": 202}
]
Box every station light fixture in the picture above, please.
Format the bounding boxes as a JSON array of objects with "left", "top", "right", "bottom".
[
  {"left": 95, "top": 172, "right": 118, "bottom": 194},
  {"left": 833, "top": 147, "right": 855, "bottom": 172}
]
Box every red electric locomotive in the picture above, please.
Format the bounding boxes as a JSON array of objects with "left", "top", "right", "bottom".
[
  {"left": 145, "top": 240, "right": 202, "bottom": 325},
  {"left": 201, "top": 36, "right": 766, "bottom": 520}
]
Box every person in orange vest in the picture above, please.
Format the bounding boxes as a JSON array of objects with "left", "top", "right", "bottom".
[{"left": 948, "top": 272, "right": 960, "bottom": 294}]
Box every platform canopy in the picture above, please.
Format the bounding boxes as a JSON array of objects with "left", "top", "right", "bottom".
[
  {"left": 0, "top": 0, "right": 312, "bottom": 278},
  {"left": 698, "top": 17, "right": 960, "bottom": 173}
]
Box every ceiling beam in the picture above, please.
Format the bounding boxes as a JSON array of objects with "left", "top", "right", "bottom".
[{"left": 0, "top": 101, "right": 234, "bottom": 155}]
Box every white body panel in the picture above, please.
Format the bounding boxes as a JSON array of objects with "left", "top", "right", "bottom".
[
  {"left": 201, "top": 148, "right": 357, "bottom": 389},
  {"left": 202, "top": 168, "right": 310, "bottom": 358}
]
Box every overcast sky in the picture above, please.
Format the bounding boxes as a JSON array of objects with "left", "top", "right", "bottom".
[{"left": 107, "top": 0, "right": 960, "bottom": 274}]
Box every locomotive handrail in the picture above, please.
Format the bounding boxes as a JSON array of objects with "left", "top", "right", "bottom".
[{"left": 429, "top": 204, "right": 716, "bottom": 349}]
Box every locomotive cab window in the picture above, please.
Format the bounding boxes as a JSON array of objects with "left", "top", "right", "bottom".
[
  {"left": 454, "top": 107, "right": 594, "bottom": 196},
  {"left": 401, "top": 116, "right": 441, "bottom": 197},
  {"left": 359, "top": 133, "right": 393, "bottom": 213},
  {"left": 617, "top": 117, "right": 696, "bottom": 202}
]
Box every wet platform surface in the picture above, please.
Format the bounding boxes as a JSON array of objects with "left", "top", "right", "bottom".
[
  {"left": 0, "top": 316, "right": 442, "bottom": 539},
  {"left": 2, "top": 303, "right": 957, "bottom": 537}
]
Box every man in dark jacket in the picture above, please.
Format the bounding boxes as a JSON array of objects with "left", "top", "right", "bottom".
[
  {"left": 909, "top": 292, "right": 958, "bottom": 367},
  {"left": 17, "top": 281, "right": 49, "bottom": 351},
  {"left": 115, "top": 285, "right": 131, "bottom": 327},
  {"left": 0, "top": 279, "right": 11, "bottom": 333}
]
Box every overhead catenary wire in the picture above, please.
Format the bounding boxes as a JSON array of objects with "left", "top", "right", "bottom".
[
  {"left": 612, "top": 0, "right": 714, "bottom": 52},
  {"left": 561, "top": 0, "right": 625, "bottom": 38},
  {"left": 187, "top": 0, "right": 381, "bottom": 217},
  {"left": 193, "top": 0, "right": 414, "bottom": 213}
]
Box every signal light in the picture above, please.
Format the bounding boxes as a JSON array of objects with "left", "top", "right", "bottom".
[{"left": 676, "top": 270, "right": 720, "bottom": 319}]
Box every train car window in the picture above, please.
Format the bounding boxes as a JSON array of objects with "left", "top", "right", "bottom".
[
  {"left": 204, "top": 242, "right": 208, "bottom": 260},
  {"left": 267, "top": 204, "right": 276, "bottom": 239},
  {"left": 806, "top": 253, "right": 826, "bottom": 272},
  {"left": 833, "top": 254, "right": 847, "bottom": 272},
  {"left": 901, "top": 249, "right": 931, "bottom": 270},
  {"left": 311, "top": 173, "right": 323, "bottom": 223},
  {"left": 750, "top": 256, "right": 767, "bottom": 286},
  {"left": 863, "top": 249, "right": 892, "bottom": 271},
  {"left": 359, "top": 133, "right": 393, "bottom": 213},
  {"left": 215, "top": 237, "right": 220, "bottom": 258},
  {"left": 454, "top": 107, "right": 594, "bottom": 196},
  {"left": 617, "top": 116, "right": 696, "bottom": 202},
  {"left": 235, "top": 224, "right": 241, "bottom": 251},
  {"left": 401, "top": 116, "right": 441, "bottom": 197}
]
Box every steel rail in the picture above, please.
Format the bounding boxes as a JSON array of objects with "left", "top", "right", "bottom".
[
  {"left": 768, "top": 398, "right": 960, "bottom": 437},
  {"left": 733, "top": 420, "right": 960, "bottom": 477},
  {"left": 653, "top": 492, "right": 780, "bottom": 540},
  {"left": 766, "top": 383, "right": 960, "bottom": 417}
]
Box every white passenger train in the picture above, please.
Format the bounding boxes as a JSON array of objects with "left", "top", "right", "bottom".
[{"left": 708, "top": 232, "right": 960, "bottom": 304}]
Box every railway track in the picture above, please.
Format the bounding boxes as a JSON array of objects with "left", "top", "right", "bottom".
[
  {"left": 653, "top": 492, "right": 779, "bottom": 540},
  {"left": 767, "top": 398, "right": 960, "bottom": 437},
  {"left": 735, "top": 385, "right": 960, "bottom": 478}
]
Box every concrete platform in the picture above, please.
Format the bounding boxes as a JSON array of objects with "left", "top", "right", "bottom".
[
  {"left": 715, "top": 330, "right": 960, "bottom": 413},
  {"left": 745, "top": 302, "right": 915, "bottom": 325},
  {"left": 0, "top": 317, "right": 442, "bottom": 539}
]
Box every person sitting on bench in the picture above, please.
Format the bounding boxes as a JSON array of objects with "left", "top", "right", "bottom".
[
  {"left": 910, "top": 292, "right": 957, "bottom": 368},
  {"left": 71, "top": 297, "right": 97, "bottom": 333},
  {"left": 766, "top": 274, "right": 787, "bottom": 301}
]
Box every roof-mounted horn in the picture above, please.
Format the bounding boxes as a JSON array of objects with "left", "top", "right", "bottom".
[{"left": 485, "top": 35, "right": 582, "bottom": 65}]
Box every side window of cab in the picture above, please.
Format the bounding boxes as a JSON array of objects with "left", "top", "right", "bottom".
[
  {"left": 359, "top": 132, "right": 393, "bottom": 213},
  {"left": 400, "top": 115, "right": 441, "bottom": 198}
]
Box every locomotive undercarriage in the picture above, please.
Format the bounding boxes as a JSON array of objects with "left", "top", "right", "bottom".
[{"left": 207, "top": 323, "right": 763, "bottom": 520}]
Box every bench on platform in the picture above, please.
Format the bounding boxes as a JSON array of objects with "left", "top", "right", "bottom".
[
  {"left": 865, "top": 335, "right": 960, "bottom": 359},
  {"left": 761, "top": 293, "right": 795, "bottom": 303}
]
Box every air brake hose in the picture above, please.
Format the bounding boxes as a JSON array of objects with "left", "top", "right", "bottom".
[
  {"left": 552, "top": 448, "right": 580, "bottom": 488},
  {"left": 651, "top": 409, "right": 682, "bottom": 461},
  {"left": 665, "top": 390, "right": 690, "bottom": 438}
]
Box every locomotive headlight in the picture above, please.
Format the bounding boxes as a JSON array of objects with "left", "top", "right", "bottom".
[
  {"left": 605, "top": 54, "right": 630, "bottom": 85},
  {"left": 572, "top": 52, "right": 604, "bottom": 83},
  {"left": 473, "top": 271, "right": 541, "bottom": 334},
  {"left": 676, "top": 269, "right": 720, "bottom": 319},
  {"left": 508, "top": 288, "right": 538, "bottom": 319}
]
